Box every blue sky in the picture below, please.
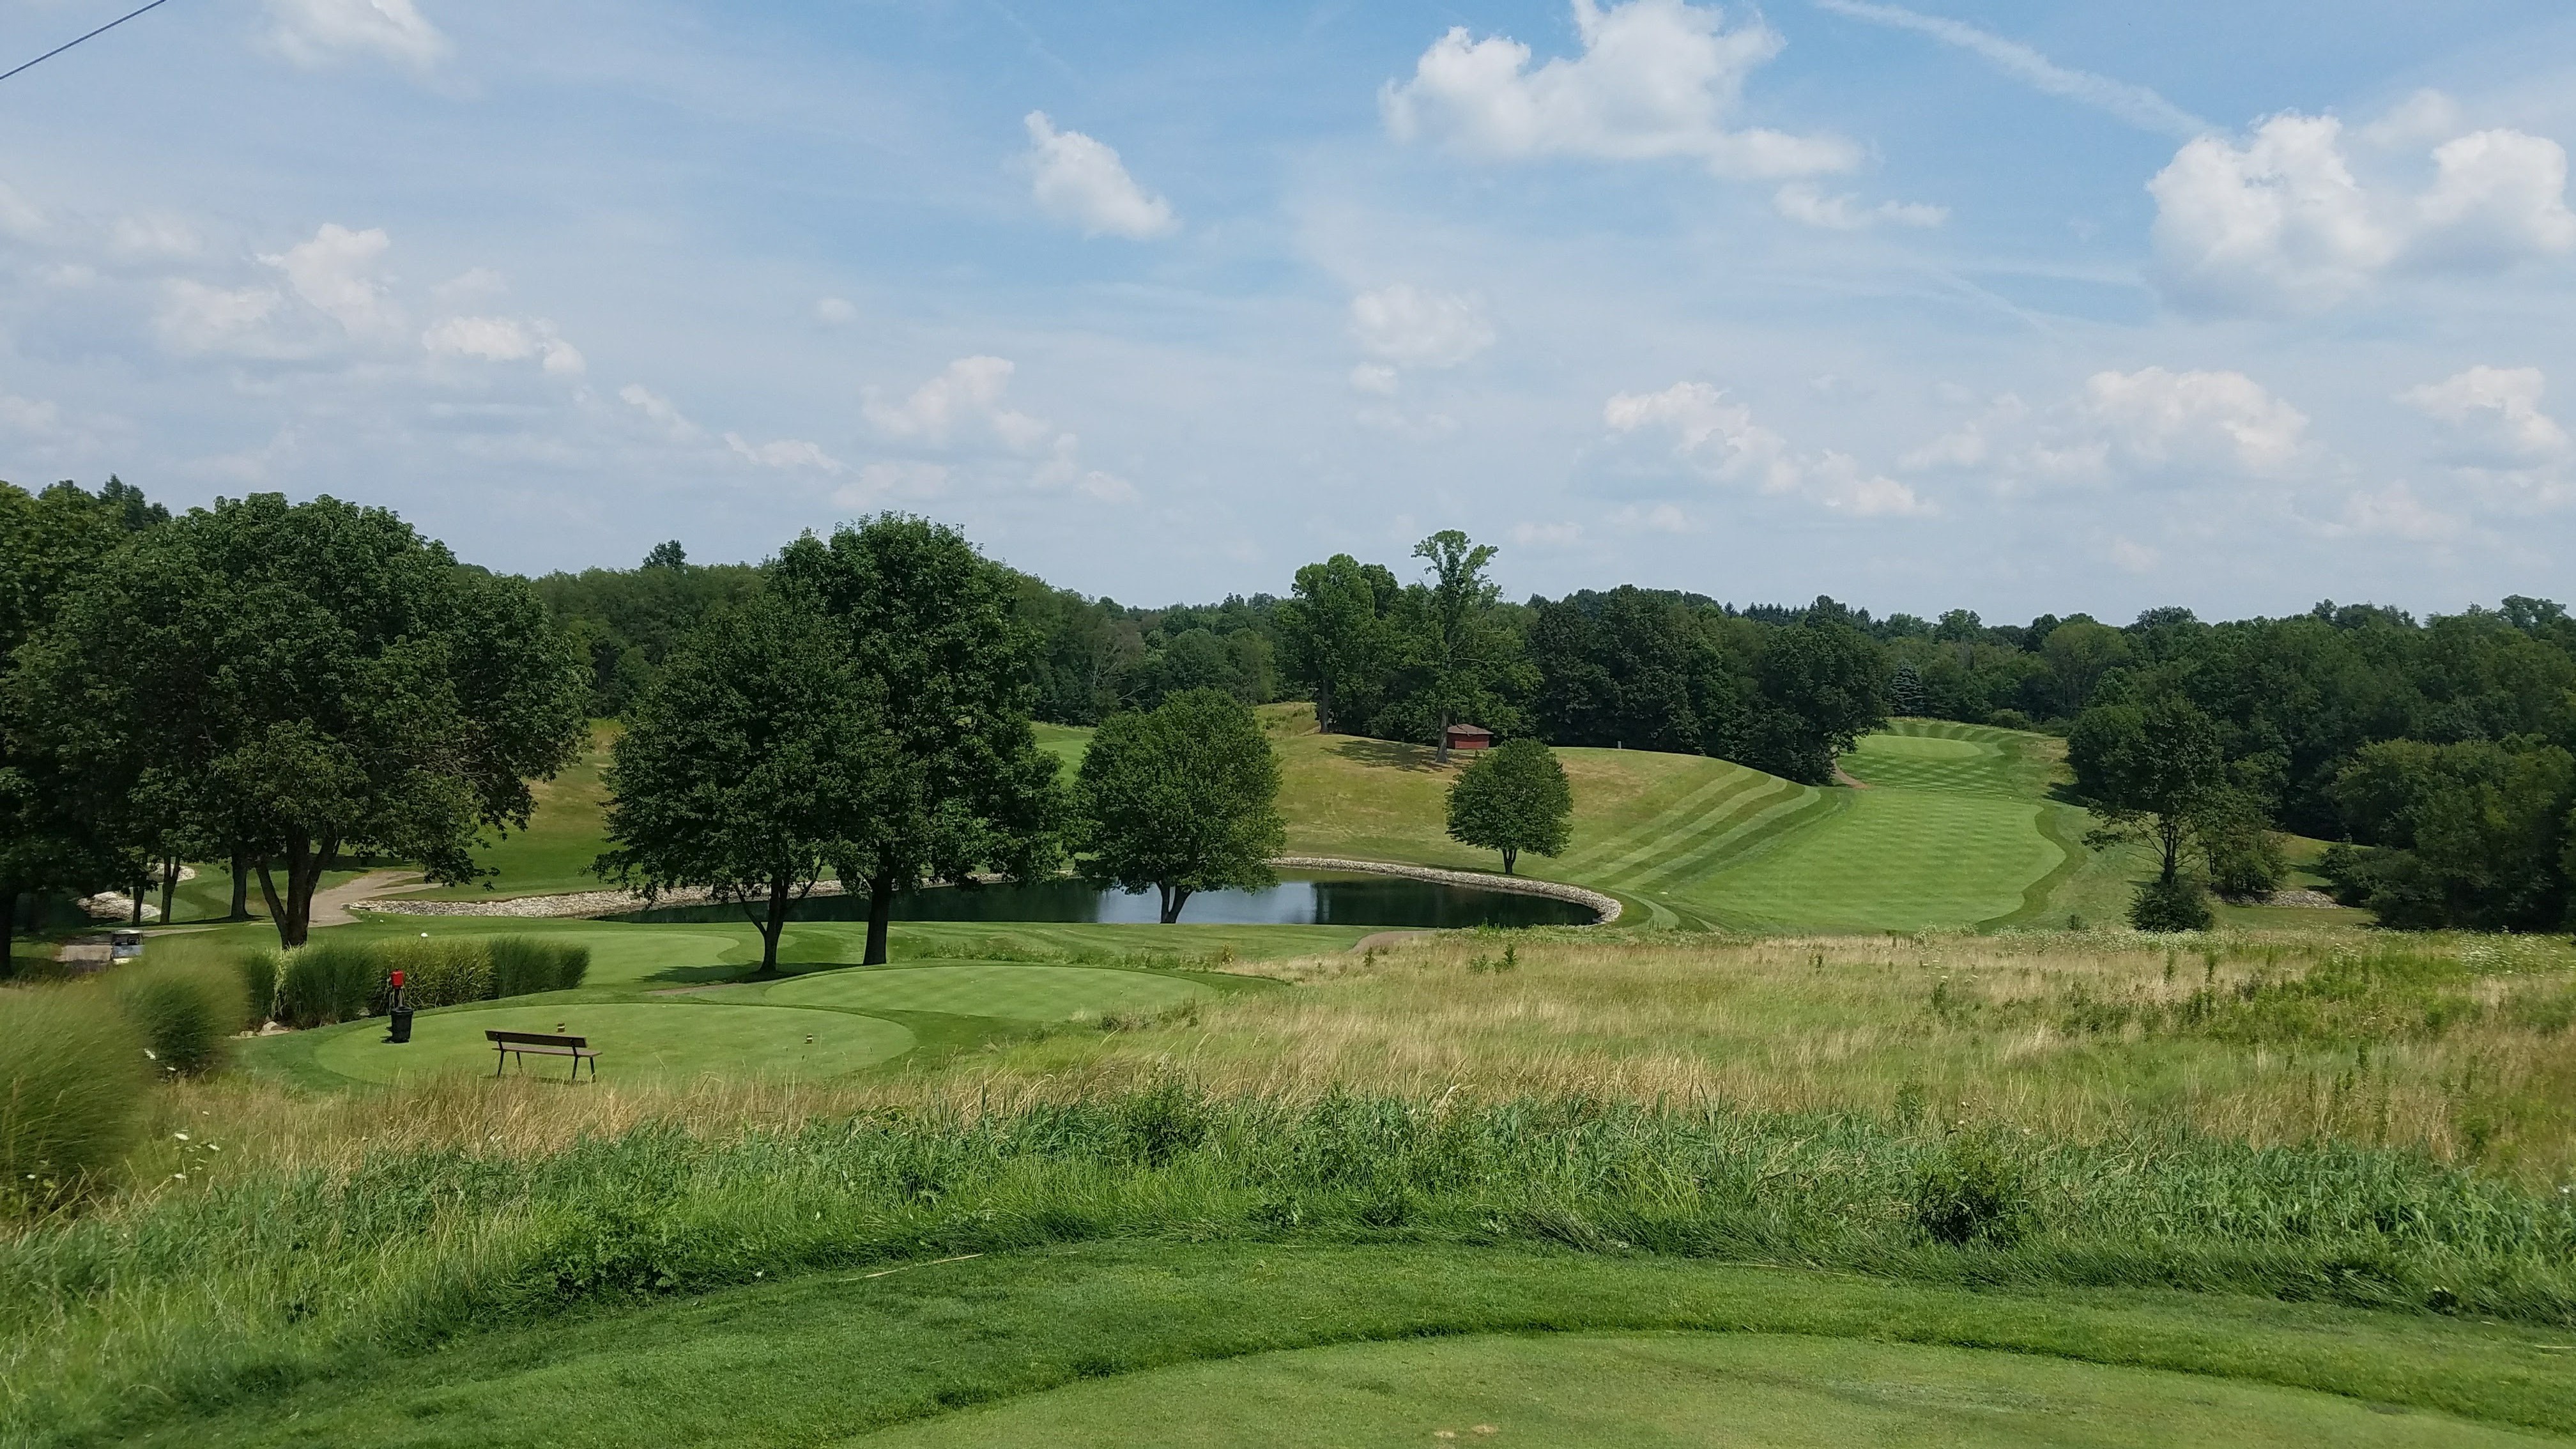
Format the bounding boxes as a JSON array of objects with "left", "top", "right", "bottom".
[{"left": 2, "top": 0, "right": 2573, "bottom": 621}]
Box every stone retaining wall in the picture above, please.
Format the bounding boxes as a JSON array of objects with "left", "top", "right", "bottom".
[{"left": 1270, "top": 856, "right": 1621, "bottom": 924}]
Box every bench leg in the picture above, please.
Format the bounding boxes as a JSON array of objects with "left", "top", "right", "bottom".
[{"left": 494, "top": 1047, "right": 504, "bottom": 1078}]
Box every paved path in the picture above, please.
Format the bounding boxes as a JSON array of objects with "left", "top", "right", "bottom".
[{"left": 311, "top": 870, "right": 433, "bottom": 928}]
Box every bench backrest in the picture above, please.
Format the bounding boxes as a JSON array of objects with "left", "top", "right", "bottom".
[{"left": 487, "top": 1029, "right": 588, "bottom": 1048}]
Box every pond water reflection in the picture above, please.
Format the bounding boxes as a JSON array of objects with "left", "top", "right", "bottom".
[{"left": 608, "top": 871, "right": 1595, "bottom": 929}]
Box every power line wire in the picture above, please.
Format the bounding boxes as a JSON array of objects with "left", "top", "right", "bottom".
[{"left": 0, "top": 0, "right": 178, "bottom": 86}]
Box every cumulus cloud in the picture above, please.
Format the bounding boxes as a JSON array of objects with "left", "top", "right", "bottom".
[
  {"left": 109, "top": 215, "right": 199, "bottom": 259},
  {"left": 2402, "top": 365, "right": 2571, "bottom": 464},
  {"left": 1906, "top": 367, "right": 2311, "bottom": 487},
  {"left": 1382, "top": 0, "right": 1856, "bottom": 179},
  {"left": 422, "top": 315, "right": 585, "bottom": 374},
  {"left": 155, "top": 280, "right": 286, "bottom": 355},
  {"left": 0, "top": 181, "right": 44, "bottom": 240},
  {"left": 1773, "top": 184, "right": 1946, "bottom": 230},
  {"left": 264, "top": 0, "right": 449, "bottom": 72},
  {"left": 2149, "top": 99, "right": 2576, "bottom": 313},
  {"left": 864, "top": 356, "right": 1052, "bottom": 449},
  {"left": 1022, "top": 113, "right": 1178, "bottom": 240},
  {"left": 1351, "top": 286, "right": 1494, "bottom": 369},
  {"left": 618, "top": 383, "right": 702, "bottom": 441},
  {"left": 1604, "top": 381, "right": 1931, "bottom": 516},
  {"left": 262, "top": 224, "right": 401, "bottom": 337},
  {"left": 863, "top": 356, "right": 1135, "bottom": 500}
]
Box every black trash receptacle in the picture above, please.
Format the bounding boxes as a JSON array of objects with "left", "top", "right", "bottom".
[{"left": 387, "top": 1008, "right": 414, "bottom": 1044}]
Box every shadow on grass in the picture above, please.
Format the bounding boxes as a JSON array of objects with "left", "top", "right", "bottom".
[{"left": 1328, "top": 737, "right": 1445, "bottom": 773}]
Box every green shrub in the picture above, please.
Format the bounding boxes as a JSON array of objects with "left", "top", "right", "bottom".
[
  {"left": 2207, "top": 827, "right": 2285, "bottom": 902},
  {"left": 231, "top": 949, "right": 280, "bottom": 1028},
  {"left": 489, "top": 937, "right": 589, "bottom": 997},
  {"left": 1910, "top": 1134, "right": 2031, "bottom": 1247},
  {"left": 112, "top": 961, "right": 246, "bottom": 1077},
  {"left": 272, "top": 939, "right": 381, "bottom": 1029},
  {"left": 0, "top": 985, "right": 150, "bottom": 1208},
  {"left": 378, "top": 937, "right": 492, "bottom": 1009},
  {"left": 2129, "top": 875, "right": 2214, "bottom": 932}
]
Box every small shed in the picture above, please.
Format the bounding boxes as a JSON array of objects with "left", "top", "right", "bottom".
[{"left": 1443, "top": 723, "right": 1494, "bottom": 753}]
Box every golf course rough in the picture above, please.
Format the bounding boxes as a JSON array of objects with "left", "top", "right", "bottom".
[
  {"left": 754, "top": 962, "right": 1216, "bottom": 1020},
  {"left": 852, "top": 1332, "right": 2533, "bottom": 1448}
]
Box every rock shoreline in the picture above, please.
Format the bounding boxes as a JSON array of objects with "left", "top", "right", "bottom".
[{"left": 1268, "top": 856, "right": 1621, "bottom": 924}]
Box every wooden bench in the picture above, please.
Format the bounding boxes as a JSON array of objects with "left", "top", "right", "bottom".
[{"left": 487, "top": 1029, "right": 599, "bottom": 1081}]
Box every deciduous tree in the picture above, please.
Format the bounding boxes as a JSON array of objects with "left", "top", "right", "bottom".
[
  {"left": 772, "top": 515, "right": 1062, "bottom": 965},
  {"left": 19, "top": 494, "right": 586, "bottom": 947},
  {"left": 1072, "top": 688, "right": 1284, "bottom": 923},
  {"left": 1445, "top": 737, "right": 1572, "bottom": 875},
  {"left": 596, "top": 594, "right": 889, "bottom": 974}
]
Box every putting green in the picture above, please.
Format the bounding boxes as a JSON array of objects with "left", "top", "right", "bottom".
[
  {"left": 1858, "top": 731, "right": 1986, "bottom": 762},
  {"left": 310, "top": 1002, "right": 914, "bottom": 1085},
  {"left": 851, "top": 1331, "right": 2527, "bottom": 1448},
  {"left": 762, "top": 962, "right": 1214, "bottom": 1020}
]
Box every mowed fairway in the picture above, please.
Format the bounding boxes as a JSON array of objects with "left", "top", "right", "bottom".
[
  {"left": 1660, "top": 723, "right": 2078, "bottom": 931},
  {"left": 859, "top": 1331, "right": 2525, "bottom": 1449}
]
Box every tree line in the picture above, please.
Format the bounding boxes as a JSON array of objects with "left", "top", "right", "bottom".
[{"left": 12, "top": 476, "right": 2573, "bottom": 944}]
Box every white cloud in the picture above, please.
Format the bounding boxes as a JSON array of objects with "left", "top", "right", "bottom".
[
  {"left": 1906, "top": 368, "right": 2311, "bottom": 487},
  {"left": 2402, "top": 365, "right": 2571, "bottom": 464},
  {"left": 618, "top": 383, "right": 702, "bottom": 441},
  {"left": 0, "top": 391, "right": 61, "bottom": 434},
  {"left": 2149, "top": 101, "right": 2576, "bottom": 313},
  {"left": 155, "top": 279, "right": 286, "bottom": 355},
  {"left": 422, "top": 315, "right": 585, "bottom": 374},
  {"left": 725, "top": 434, "right": 845, "bottom": 473},
  {"left": 1347, "top": 364, "right": 1401, "bottom": 396},
  {"left": 432, "top": 267, "right": 507, "bottom": 303},
  {"left": 1604, "top": 381, "right": 1931, "bottom": 516},
  {"left": 863, "top": 355, "right": 1052, "bottom": 450},
  {"left": 815, "top": 296, "right": 857, "bottom": 325},
  {"left": 109, "top": 215, "right": 199, "bottom": 259},
  {"left": 2076, "top": 367, "right": 2309, "bottom": 473},
  {"left": 1022, "top": 112, "right": 1179, "bottom": 240},
  {"left": 835, "top": 461, "right": 951, "bottom": 510},
  {"left": 1382, "top": 0, "right": 1856, "bottom": 179},
  {"left": 2341, "top": 483, "right": 2468, "bottom": 540},
  {"left": 1611, "top": 502, "right": 1695, "bottom": 533},
  {"left": 262, "top": 224, "right": 401, "bottom": 337},
  {"left": 1772, "top": 184, "right": 1947, "bottom": 230},
  {"left": 1811, "top": 0, "right": 2207, "bottom": 138},
  {"left": 2107, "top": 538, "right": 2160, "bottom": 573},
  {"left": 1351, "top": 285, "right": 1494, "bottom": 369},
  {"left": 1511, "top": 520, "right": 1584, "bottom": 547},
  {"left": 0, "top": 181, "right": 44, "bottom": 240},
  {"left": 264, "top": 0, "right": 449, "bottom": 72}
]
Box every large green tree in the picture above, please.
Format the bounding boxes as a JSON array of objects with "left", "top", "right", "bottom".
[
  {"left": 1445, "top": 737, "right": 1572, "bottom": 875},
  {"left": 2069, "top": 693, "right": 2230, "bottom": 930},
  {"left": 1071, "top": 688, "right": 1285, "bottom": 923},
  {"left": 1381, "top": 531, "right": 1533, "bottom": 762},
  {"left": 1, "top": 480, "right": 165, "bottom": 967},
  {"left": 771, "top": 515, "right": 1061, "bottom": 965},
  {"left": 596, "top": 594, "right": 889, "bottom": 974},
  {"left": 18, "top": 494, "right": 586, "bottom": 947},
  {"left": 1277, "top": 553, "right": 1405, "bottom": 735},
  {"left": 1739, "top": 620, "right": 1886, "bottom": 785},
  {"left": 2324, "top": 739, "right": 2574, "bottom": 931}
]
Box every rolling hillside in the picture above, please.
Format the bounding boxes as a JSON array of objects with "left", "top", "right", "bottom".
[{"left": 427, "top": 705, "right": 2327, "bottom": 935}]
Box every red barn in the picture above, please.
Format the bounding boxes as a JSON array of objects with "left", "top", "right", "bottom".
[{"left": 1443, "top": 723, "right": 1494, "bottom": 753}]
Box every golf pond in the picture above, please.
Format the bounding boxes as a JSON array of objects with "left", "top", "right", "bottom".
[{"left": 608, "top": 870, "right": 1598, "bottom": 928}]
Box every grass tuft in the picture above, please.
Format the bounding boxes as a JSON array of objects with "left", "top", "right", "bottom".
[{"left": 0, "top": 985, "right": 150, "bottom": 1211}]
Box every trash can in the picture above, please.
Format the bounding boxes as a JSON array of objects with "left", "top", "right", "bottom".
[{"left": 388, "top": 1008, "right": 414, "bottom": 1043}]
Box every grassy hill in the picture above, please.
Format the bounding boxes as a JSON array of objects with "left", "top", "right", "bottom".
[{"left": 395, "top": 706, "right": 2354, "bottom": 935}]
